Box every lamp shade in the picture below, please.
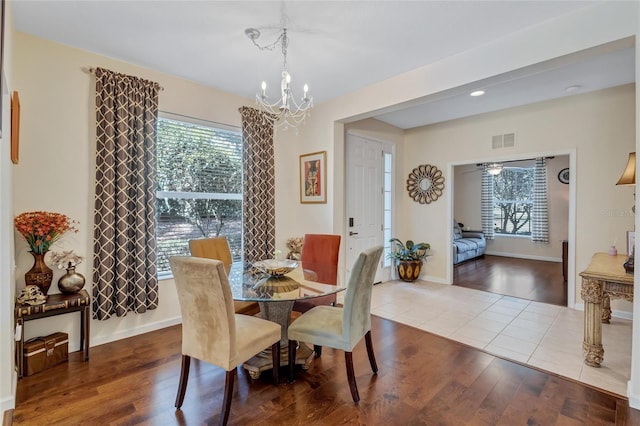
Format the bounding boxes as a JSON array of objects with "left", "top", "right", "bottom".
[{"left": 616, "top": 152, "right": 636, "bottom": 186}]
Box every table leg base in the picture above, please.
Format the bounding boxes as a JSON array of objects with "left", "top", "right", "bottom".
[
  {"left": 583, "top": 341, "right": 604, "bottom": 367},
  {"left": 243, "top": 342, "right": 314, "bottom": 380}
]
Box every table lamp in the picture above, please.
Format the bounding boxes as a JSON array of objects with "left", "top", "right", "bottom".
[{"left": 616, "top": 152, "right": 635, "bottom": 273}]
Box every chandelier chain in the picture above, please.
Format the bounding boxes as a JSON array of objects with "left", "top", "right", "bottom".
[
  {"left": 248, "top": 30, "right": 285, "bottom": 53},
  {"left": 247, "top": 25, "right": 312, "bottom": 131}
]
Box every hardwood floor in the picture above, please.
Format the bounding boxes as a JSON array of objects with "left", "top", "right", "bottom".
[
  {"left": 13, "top": 316, "right": 639, "bottom": 425},
  {"left": 454, "top": 255, "right": 567, "bottom": 306}
]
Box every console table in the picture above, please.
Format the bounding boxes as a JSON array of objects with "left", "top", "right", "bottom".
[
  {"left": 579, "top": 253, "right": 633, "bottom": 367},
  {"left": 15, "top": 290, "right": 90, "bottom": 378}
]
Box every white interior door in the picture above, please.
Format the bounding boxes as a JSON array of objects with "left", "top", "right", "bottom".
[{"left": 346, "top": 133, "right": 383, "bottom": 281}]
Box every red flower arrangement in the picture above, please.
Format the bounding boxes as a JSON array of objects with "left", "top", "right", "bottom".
[{"left": 14, "top": 211, "right": 78, "bottom": 254}]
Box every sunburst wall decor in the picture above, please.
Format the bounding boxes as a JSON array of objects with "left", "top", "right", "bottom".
[{"left": 406, "top": 164, "right": 445, "bottom": 204}]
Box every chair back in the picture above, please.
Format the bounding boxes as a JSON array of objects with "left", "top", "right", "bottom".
[
  {"left": 341, "top": 246, "right": 383, "bottom": 344},
  {"left": 169, "top": 256, "right": 237, "bottom": 367},
  {"left": 300, "top": 234, "right": 341, "bottom": 284},
  {"left": 189, "top": 237, "right": 233, "bottom": 274}
]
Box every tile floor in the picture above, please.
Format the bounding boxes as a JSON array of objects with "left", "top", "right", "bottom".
[{"left": 370, "top": 280, "right": 632, "bottom": 397}]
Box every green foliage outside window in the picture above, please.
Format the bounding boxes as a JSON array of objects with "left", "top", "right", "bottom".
[
  {"left": 156, "top": 117, "right": 243, "bottom": 273},
  {"left": 493, "top": 167, "right": 534, "bottom": 235}
]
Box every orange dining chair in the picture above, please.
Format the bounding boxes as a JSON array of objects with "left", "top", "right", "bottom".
[
  {"left": 292, "top": 233, "right": 341, "bottom": 314},
  {"left": 189, "top": 237, "right": 260, "bottom": 316},
  {"left": 170, "top": 256, "right": 280, "bottom": 426}
]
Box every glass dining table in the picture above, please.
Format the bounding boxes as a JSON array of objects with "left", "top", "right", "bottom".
[{"left": 227, "top": 260, "right": 344, "bottom": 379}]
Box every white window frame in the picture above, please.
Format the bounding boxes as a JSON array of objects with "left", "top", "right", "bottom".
[
  {"left": 492, "top": 166, "right": 534, "bottom": 236},
  {"left": 382, "top": 151, "right": 394, "bottom": 268}
]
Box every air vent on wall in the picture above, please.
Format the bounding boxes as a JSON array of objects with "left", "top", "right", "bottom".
[
  {"left": 503, "top": 133, "right": 515, "bottom": 148},
  {"left": 491, "top": 135, "right": 502, "bottom": 149},
  {"left": 491, "top": 133, "right": 516, "bottom": 149}
]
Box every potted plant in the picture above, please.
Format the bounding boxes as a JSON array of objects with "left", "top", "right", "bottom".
[{"left": 389, "top": 238, "right": 430, "bottom": 282}]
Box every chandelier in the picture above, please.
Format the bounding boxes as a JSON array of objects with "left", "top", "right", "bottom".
[{"left": 245, "top": 27, "right": 313, "bottom": 130}]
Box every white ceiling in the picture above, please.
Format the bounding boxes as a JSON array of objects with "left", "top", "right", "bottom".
[{"left": 12, "top": 1, "right": 635, "bottom": 129}]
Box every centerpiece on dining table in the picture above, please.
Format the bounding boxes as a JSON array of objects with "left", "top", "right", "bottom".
[{"left": 253, "top": 250, "right": 299, "bottom": 277}]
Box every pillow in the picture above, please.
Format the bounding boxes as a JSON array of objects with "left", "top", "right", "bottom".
[{"left": 453, "top": 220, "right": 463, "bottom": 240}]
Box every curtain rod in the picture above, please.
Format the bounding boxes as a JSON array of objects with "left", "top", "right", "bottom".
[
  {"left": 86, "top": 67, "right": 164, "bottom": 91},
  {"left": 476, "top": 156, "right": 555, "bottom": 167}
]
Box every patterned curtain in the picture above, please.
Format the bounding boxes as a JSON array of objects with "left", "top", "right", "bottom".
[
  {"left": 481, "top": 165, "right": 495, "bottom": 240},
  {"left": 93, "top": 67, "right": 160, "bottom": 320},
  {"left": 239, "top": 107, "right": 276, "bottom": 263},
  {"left": 531, "top": 158, "right": 549, "bottom": 243}
]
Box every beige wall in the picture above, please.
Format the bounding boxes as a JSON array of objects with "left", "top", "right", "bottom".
[
  {"left": 10, "top": 32, "right": 253, "bottom": 351},
  {"left": 405, "top": 85, "right": 635, "bottom": 309},
  {"left": 454, "top": 156, "right": 570, "bottom": 262}
]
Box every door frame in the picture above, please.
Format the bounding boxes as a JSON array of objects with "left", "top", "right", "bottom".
[{"left": 446, "top": 149, "right": 577, "bottom": 308}]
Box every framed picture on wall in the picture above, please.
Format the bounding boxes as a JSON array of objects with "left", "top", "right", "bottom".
[
  {"left": 299, "top": 151, "right": 327, "bottom": 204},
  {"left": 11, "top": 91, "right": 19, "bottom": 164}
]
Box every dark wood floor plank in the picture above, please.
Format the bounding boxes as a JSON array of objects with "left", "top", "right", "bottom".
[
  {"left": 454, "top": 255, "right": 567, "bottom": 306},
  {"left": 447, "top": 358, "right": 510, "bottom": 423},
  {"left": 11, "top": 316, "right": 640, "bottom": 425},
  {"left": 465, "top": 360, "right": 525, "bottom": 424}
]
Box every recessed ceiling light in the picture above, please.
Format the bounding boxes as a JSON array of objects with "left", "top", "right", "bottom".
[
  {"left": 470, "top": 90, "right": 485, "bottom": 97},
  {"left": 565, "top": 85, "right": 582, "bottom": 93}
]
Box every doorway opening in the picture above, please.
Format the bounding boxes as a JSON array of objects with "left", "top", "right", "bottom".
[{"left": 451, "top": 155, "right": 571, "bottom": 307}]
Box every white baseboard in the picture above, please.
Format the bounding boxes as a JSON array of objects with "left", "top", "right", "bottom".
[
  {"left": 572, "top": 303, "right": 633, "bottom": 321},
  {"left": 485, "top": 251, "right": 561, "bottom": 263},
  {"left": 628, "top": 381, "right": 640, "bottom": 408},
  {"left": 91, "top": 316, "right": 182, "bottom": 347},
  {"left": 0, "top": 372, "right": 16, "bottom": 414},
  {"left": 1, "top": 397, "right": 15, "bottom": 416},
  {"left": 420, "top": 274, "right": 449, "bottom": 284}
]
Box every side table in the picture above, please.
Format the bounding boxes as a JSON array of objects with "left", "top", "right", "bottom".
[
  {"left": 15, "top": 289, "right": 91, "bottom": 378},
  {"left": 579, "top": 253, "right": 633, "bottom": 367}
]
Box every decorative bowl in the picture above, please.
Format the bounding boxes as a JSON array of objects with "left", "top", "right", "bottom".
[{"left": 253, "top": 259, "right": 299, "bottom": 277}]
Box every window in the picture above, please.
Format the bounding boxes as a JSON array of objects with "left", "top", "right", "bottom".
[
  {"left": 382, "top": 152, "right": 393, "bottom": 268},
  {"left": 155, "top": 114, "right": 243, "bottom": 275},
  {"left": 493, "top": 167, "right": 534, "bottom": 235}
]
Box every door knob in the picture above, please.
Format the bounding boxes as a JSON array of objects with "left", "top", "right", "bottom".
[{"left": 349, "top": 231, "right": 359, "bottom": 236}]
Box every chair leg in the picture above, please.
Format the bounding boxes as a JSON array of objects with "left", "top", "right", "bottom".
[
  {"left": 220, "top": 368, "right": 236, "bottom": 426},
  {"left": 344, "top": 351, "right": 360, "bottom": 405},
  {"left": 175, "top": 355, "right": 191, "bottom": 408},
  {"left": 271, "top": 341, "right": 280, "bottom": 385},
  {"left": 314, "top": 345, "right": 322, "bottom": 357},
  {"left": 365, "top": 330, "right": 378, "bottom": 374},
  {"left": 288, "top": 340, "right": 297, "bottom": 383}
]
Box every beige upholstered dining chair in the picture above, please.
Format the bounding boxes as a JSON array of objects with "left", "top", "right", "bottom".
[
  {"left": 189, "top": 237, "right": 260, "bottom": 316},
  {"left": 287, "top": 245, "right": 383, "bottom": 405},
  {"left": 169, "top": 256, "right": 281, "bottom": 426}
]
